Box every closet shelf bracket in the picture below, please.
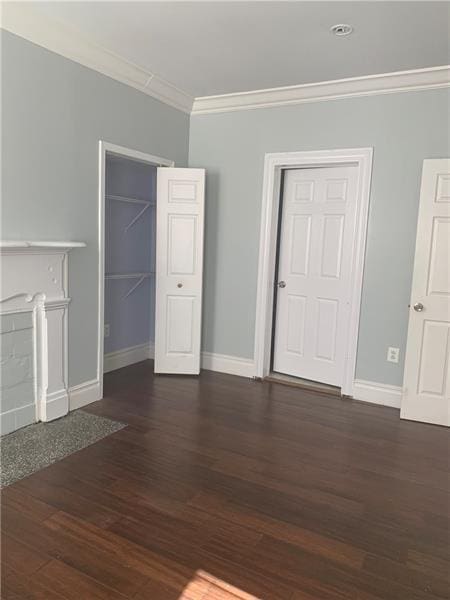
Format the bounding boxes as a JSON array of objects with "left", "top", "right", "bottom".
[
  {"left": 124, "top": 204, "right": 151, "bottom": 233},
  {"left": 106, "top": 194, "right": 154, "bottom": 206},
  {"left": 122, "top": 275, "right": 146, "bottom": 300},
  {"left": 105, "top": 272, "right": 154, "bottom": 280}
]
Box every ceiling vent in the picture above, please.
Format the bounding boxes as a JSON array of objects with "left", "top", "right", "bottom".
[{"left": 330, "top": 24, "right": 353, "bottom": 37}]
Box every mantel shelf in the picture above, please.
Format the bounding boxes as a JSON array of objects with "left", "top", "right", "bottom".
[{"left": 0, "top": 241, "right": 86, "bottom": 252}]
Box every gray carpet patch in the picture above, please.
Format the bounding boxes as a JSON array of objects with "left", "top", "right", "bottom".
[{"left": 0, "top": 410, "right": 125, "bottom": 487}]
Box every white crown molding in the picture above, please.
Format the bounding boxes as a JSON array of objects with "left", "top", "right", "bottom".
[
  {"left": 0, "top": 3, "right": 194, "bottom": 114},
  {"left": 2, "top": 3, "right": 448, "bottom": 117},
  {"left": 192, "top": 66, "right": 450, "bottom": 115}
]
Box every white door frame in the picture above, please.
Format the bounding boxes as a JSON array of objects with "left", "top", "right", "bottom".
[
  {"left": 254, "top": 148, "right": 373, "bottom": 396},
  {"left": 98, "top": 141, "right": 174, "bottom": 397}
]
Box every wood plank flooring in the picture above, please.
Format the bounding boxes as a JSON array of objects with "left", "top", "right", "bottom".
[{"left": 1, "top": 361, "right": 449, "bottom": 599}]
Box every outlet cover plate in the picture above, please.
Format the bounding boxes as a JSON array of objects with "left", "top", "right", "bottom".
[{"left": 387, "top": 346, "right": 399, "bottom": 363}]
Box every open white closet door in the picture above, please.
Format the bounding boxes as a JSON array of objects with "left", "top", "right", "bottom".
[
  {"left": 154, "top": 168, "right": 205, "bottom": 374},
  {"left": 401, "top": 159, "right": 450, "bottom": 426}
]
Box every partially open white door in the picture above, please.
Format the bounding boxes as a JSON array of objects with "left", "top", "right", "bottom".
[
  {"left": 154, "top": 168, "right": 205, "bottom": 374},
  {"left": 272, "top": 166, "right": 359, "bottom": 387},
  {"left": 402, "top": 159, "right": 450, "bottom": 426}
]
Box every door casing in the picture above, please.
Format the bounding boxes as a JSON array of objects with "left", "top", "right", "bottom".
[
  {"left": 98, "top": 141, "right": 174, "bottom": 398},
  {"left": 254, "top": 148, "right": 373, "bottom": 396}
]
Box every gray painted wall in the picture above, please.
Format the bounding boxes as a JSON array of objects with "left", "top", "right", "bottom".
[
  {"left": 2, "top": 29, "right": 449, "bottom": 390},
  {"left": 1, "top": 30, "right": 190, "bottom": 386},
  {"left": 189, "top": 88, "right": 450, "bottom": 386}
]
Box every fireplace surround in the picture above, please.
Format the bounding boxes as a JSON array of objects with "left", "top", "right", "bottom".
[{"left": 0, "top": 241, "right": 85, "bottom": 435}]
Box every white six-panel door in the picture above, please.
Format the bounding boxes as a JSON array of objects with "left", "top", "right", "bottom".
[
  {"left": 401, "top": 159, "right": 450, "bottom": 426},
  {"left": 273, "top": 166, "right": 358, "bottom": 387},
  {"left": 154, "top": 168, "right": 205, "bottom": 374}
]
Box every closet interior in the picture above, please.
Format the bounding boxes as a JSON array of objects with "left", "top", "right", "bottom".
[{"left": 104, "top": 153, "right": 157, "bottom": 371}]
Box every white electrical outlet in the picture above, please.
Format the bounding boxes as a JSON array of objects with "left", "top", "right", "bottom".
[
  {"left": 104, "top": 324, "right": 110, "bottom": 338},
  {"left": 387, "top": 347, "right": 399, "bottom": 363}
]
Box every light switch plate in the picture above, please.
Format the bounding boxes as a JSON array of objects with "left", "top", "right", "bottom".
[{"left": 104, "top": 324, "right": 110, "bottom": 338}]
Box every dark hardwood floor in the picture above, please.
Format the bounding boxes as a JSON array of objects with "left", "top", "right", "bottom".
[{"left": 1, "top": 361, "right": 449, "bottom": 599}]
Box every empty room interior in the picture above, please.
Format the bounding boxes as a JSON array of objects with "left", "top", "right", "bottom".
[{"left": 1, "top": 2, "right": 449, "bottom": 599}]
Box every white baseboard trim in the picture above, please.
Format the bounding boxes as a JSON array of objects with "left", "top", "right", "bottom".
[
  {"left": 352, "top": 379, "right": 402, "bottom": 409},
  {"left": 43, "top": 389, "right": 69, "bottom": 421},
  {"left": 68, "top": 349, "right": 254, "bottom": 414},
  {"left": 0, "top": 403, "right": 36, "bottom": 436},
  {"left": 2, "top": 380, "right": 103, "bottom": 432},
  {"left": 67, "top": 368, "right": 401, "bottom": 414},
  {"left": 104, "top": 342, "right": 154, "bottom": 374},
  {"left": 69, "top": 379, "right": 102, "bottom": 411},
  {"left": 201, "top": 351, "right": 255, "bottom": 378}
]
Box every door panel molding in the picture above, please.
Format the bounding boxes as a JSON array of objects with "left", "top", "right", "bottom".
[
  {"left": 154, "top": 167, "right": 205, "bottom": 374},
  {"left": 254, "top": 148, "right": 373, "bottom": 396},
  {"left": 273, "top": 166, "right": 358, "bottom": 385}
]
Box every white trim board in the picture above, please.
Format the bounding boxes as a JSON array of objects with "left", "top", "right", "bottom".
[
  {"left": 201, "top": 352, "right": 255, "bottom": 378},
  {"left": 104, "top": 343, "right": 154, "bottom": 374},
  {"left": 254, "top": 148, "right": 373, "bottom": 397},
  {"left": 103, "top": 346, "right": 255, "bottom": 378},
  {"left": 68, "top": 351, "right": 254, "bottom": 414},
  {"left": 68, "top": 379, "right": 101, "bottom": 411},
  {"left": 0, "top": 403, "right": 36, "bottom": 437},
  {"left": 65, "top": 351, "right": 254, "bottom": 415},
  {"left": 192, "top": 66, "right": 450, "bottom": 114},
  {"left": 1, "top": 2, "right": 193, "bottom": 114},
  {"left": 68, "top": 359, "right": 402, "bottom": 412},
  {"left": 352, "top": 380, "right": 402, "bottom": 409}
]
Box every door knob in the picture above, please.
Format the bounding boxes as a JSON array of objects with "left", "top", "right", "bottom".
[
  {"left": 277, "top": 281, "right": 286, "bottom": 288},
  {"left": 413, "top": 302, "right": 424, "bottom": 312},
  {"left": 177, "top": 283, "right": 183, "bottom": 288}
]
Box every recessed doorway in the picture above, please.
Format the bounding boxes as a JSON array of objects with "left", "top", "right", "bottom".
[
  {"left": 98, "top": 142, "right": 206, "bottom": 398},
  {"left": 254, "top": 148, "right": 373, "bottom": 396},
  {"left": 98, "top": 142, "right": 173, "bottom": 396}
]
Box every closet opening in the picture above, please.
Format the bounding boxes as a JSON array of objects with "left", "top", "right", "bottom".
[{"left": 98, "top": 142, "right": 173, "bottom": 392}]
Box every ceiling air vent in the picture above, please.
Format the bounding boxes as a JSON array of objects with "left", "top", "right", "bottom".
[{"left": 330, "top": 24, "right": 353, "bottom": 37}]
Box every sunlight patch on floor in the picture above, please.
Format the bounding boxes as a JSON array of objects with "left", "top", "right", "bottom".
[{"left": 178, "top": 569, "right": 258, "bottom": 599}]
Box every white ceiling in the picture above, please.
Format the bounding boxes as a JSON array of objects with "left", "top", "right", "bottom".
[{"left": 15, "top": 1, "right": 450, "bottom": 98}]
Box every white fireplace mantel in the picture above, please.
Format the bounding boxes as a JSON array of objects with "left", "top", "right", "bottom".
[
  {"left": 0, "top": 240, "right": 86, "bottom": 435},
  {"left": 0, "top": 240, "right": 86, "bottom": 250}
]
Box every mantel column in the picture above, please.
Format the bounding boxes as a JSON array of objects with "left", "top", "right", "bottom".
[{"left": 40, "top": 298, "right": 71, "bottom": 421}]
